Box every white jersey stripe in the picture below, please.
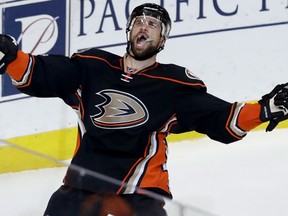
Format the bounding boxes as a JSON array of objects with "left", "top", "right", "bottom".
[
  {"left": 228, "top": 102, "right": 247, "bottom": 137},
  {"left": 123, "top": 131, "right": 158, "bottom": 194},
  {"left": 11, "top": 56, "right": 33, "bottom": 86}
]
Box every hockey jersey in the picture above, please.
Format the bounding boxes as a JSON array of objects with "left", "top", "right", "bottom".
[{"left": 6, "top": 48, "right": 261, "bottom": 198}]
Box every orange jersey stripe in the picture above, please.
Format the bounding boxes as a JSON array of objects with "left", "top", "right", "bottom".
[
  {"left": 73, "top": 53, "right": 122, "bottom": 70},
  {"left": 139, "top": 72, "right": 206, "bottom": 88},
  {"left": 73, "top": 131, "right": 81, "bottom": 157},
  {"left": 138, "top": 132, "right": 170, "bottom": 194}
]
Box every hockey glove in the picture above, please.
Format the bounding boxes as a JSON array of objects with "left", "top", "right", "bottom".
[
  {"left": 259, "top": 83, "right": 288, "bottom": 132},
  {"left": 0, "top": 34, "right": 18, "bottom": 74}
]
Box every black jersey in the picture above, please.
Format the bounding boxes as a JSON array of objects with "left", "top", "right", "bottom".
[{"left": 8, "top": 48, "right": 246, "bottom": 198}]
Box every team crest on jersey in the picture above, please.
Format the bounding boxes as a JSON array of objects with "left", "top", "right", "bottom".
[
  {"left": 185, "top": 68, "right": 201, "bottom": 80},
  {"left": 90, "top": 89, "right": 149, "bottom": 129}
]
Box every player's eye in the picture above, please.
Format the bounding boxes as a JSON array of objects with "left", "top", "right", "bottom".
[
  {"left": 134, "top": 18, "right": 144, "bottom": 26},
  {"left": 134, "top": 18, "right": 159, "bottom": 29},
  {"left": 147, "top": 20, "right": 158, "bottom": 29}
]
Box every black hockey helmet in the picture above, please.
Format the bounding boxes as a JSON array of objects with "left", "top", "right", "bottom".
[
  {"left": 126, "top": 3, "right": 172, "bottom": 39},
  {"left": 126, "top": 3, "right": 172, "bottom": 60}
]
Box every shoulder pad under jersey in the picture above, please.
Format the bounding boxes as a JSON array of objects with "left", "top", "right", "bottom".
[
  {"left": 71, "top": 48, "right": 121, "bottom": 61},
  {"left": 146, "top": 63, "right": 206, "bottom": 91}
]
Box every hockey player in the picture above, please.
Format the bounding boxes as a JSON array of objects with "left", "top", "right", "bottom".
[{"left": 1, "top": 3, "right": 288, "bottom": 216}]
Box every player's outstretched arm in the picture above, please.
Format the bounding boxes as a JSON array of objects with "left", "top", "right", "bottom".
[
  {"left": 0, "top": 34, "right": 18, "bottom": 74},
  {"left": 259, "top": 83, "right": 288, "bottom": 132},
  {"left": 0, "top": 34, "right": 81, "bottom": 98}
]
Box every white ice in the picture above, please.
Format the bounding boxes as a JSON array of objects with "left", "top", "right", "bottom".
[{"left": 1, "top": 129, "right": 288, "bottom": 216}]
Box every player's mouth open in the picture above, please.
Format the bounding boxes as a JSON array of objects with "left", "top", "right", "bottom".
[{"left": 136, "top": 34, "right": 149, "bottom": 47}]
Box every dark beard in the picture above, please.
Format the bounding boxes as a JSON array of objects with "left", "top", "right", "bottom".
[{"left": 128, "top": 41, "right": 159, "bottom": 61}]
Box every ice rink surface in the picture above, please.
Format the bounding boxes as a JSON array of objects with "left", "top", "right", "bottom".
[{"left": 1, "top": 128, "right": 288, "bottom": 216}]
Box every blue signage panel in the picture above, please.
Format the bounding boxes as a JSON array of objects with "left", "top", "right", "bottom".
[{"left": 1, "top": 0, "right": 66, "bottom": 100}]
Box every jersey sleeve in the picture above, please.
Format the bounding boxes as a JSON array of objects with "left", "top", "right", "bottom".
[
  {"left": 173, "top": 87, "right": 262, "bottom": 144},
  {"left": 237, "top": 103, "right": 262, "bottom": 131},
  {"left": 6, "top": 50, "right": 82, "bottom": 98}
]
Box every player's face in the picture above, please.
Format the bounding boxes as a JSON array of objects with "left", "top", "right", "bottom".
[{"left": 129, "top": 16, "right": 164, "bottom": 59}]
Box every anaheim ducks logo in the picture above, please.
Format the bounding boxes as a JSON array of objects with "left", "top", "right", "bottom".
[{"left": 90, "top": 89, "right": 149, "bottom": 129}]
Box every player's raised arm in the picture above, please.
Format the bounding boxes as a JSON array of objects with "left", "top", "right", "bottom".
[
  {"left": 173, "top": 81, "right": 288, "bottom": 144},
  {"left": 0, "top": 34, "right": 81, "bottom": 98},
  {"left": 232, "top": 82, "right": 288, "bottom": 134}
]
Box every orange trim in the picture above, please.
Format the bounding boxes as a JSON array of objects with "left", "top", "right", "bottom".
[
  {"left": 122, "top": 71, "right": 133, "bottom": 81},
  {"left": 93, "top": 117, "right": 146, "bottom": 128},
  {"left": 116, "top": 134, "right": 153, "bottom": 194},
  {"left": 73, "top": 53, "right": 122, "bottom": 70},
  {"left": 116, "top": 132, "right": 158, "bottom": 194},
  {"left": 225, "top": 103, "right": 242, "bottom": 140},
  {"left": 238, "top": 103, "right": 262, "bottom": 131},
  {"left": 137, "top": 116, "right": 177, "bottom": 194},
  {"left": 73, "top": 130, "right": 81, "bottom": 157},
  {"left": 164, "top": 114, "right": 177, "bottom": 131},
  {"left": 20, "top": 56, "right": 35, "bottom": 88},
  {"left": 137, "top": 62, "right": 159, "bottom": 73},
  {"left": 139, "top": 132, "right": 170, "bottom": 194},
  {"left": 139, "top": 73, "right": 206, "bottom": 87},
  {"left": 119, "top": 57, "right": 124, "bottom": 70},
  {"left": 116, "top": 157, "right": 146, "bottom": 194},
  {"left": 7, "top": 50, "right": 30, "bottom": 81},
  {"left": 116, "top": 115, "right": 177, "bottom": 194}
]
